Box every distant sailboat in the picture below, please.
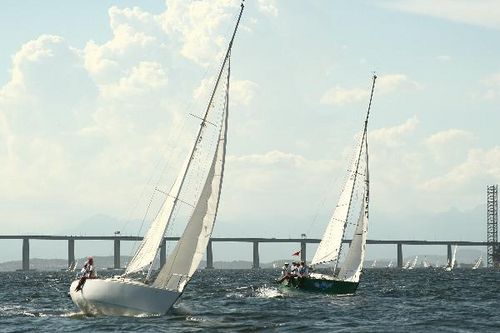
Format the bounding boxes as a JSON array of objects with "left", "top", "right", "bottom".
[
  {"left": 371, "top": 260, "right": 377, "bottom": 268},
  {"left": 278, "top": 75, "right": 377, "bottom": 294},
  {"left": 472, "top": 256, "right": 482, "bottom": 270},
  {"left": 403, "top": 260, "right": 411, "bottom": 269},
  {"left": 445, "top": 245, "right": 458, "bottom": 271},
  {"left": 386, "top": 260, "right": 393, "bottom": 268},
  {"left": 422, "top": 258, "right": 429, "bottom": 268},
  {"left": 69, "top": 3, "right": 245, "bottom": 316},
  {"left": 408, "top": 256, "right": 418, "bottom": 270}
]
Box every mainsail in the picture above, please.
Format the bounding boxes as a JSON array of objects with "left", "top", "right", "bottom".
[
  {"left": 124, "top": 3, "right": 244, "bottom": 277},
  {"left": 310, "top": 74, "right": 376, "bottom": 268},
  {"left": 337, "top": 136, "right": 369, "bottom": 282},
  {"left": 153, "top": 58, "right": 230, "bottom": 291},
  {"left": 310, "top": 131, "right": 365, "bottom": 266}
]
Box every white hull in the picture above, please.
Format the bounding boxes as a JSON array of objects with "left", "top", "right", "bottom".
[{"left": 69, "top": 278, "right": 181, "bottom": 316}]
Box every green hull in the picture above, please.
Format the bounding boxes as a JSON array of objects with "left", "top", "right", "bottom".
[{"left": 280, "top": 276, "right": 359, "bottom": 294}]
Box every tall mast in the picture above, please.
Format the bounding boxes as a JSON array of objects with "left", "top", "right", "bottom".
[
  {"left": 125, "top": 3, "right": 245, "bottom": 276},
  {"left": 155, "top": 1, "right": 245, "bottom": 259},
  {"left": 334, "top": 74, "right": 376, "bottom": 273}
]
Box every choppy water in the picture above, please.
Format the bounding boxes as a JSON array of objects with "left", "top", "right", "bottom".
[{"left": 0, "top": 268, "right": 499, "bottom": 332}]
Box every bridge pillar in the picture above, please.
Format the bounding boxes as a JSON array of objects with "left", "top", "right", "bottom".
[
  {"left": 160, "top": 238, "right": 166, "bottom": 267},
  {"left": 397, "top": 243, "right": 403, "bottom": 268},
  {"left": 206, "top": 240, "right": 214, "bottom": 269},
  {"left": 114, "top": 239, "right": 120, "bottom": 269},
  {"left": 22, "top": 238, "right": 30, "bottom": 271},
  {"left": 301, "top": 241, "right": 307, "bottom": 262},
  {"left": 252, "top": 241, "right": 260, "bottom": 269},
  {"left": 447, "top": 244, "right": 452, "bottom": 265},
  {"left": 68, "top": 238, "right": 75, "bottom": 269}
]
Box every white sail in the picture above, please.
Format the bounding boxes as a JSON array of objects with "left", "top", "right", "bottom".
[
  {"left": 408, "top": 256, "right": 418, "bottom": 270},
  {"left": 124, "top": 151, "right": 193, "bottom": 275},
  {"left": 153, "top": 67, "right": 229, "bottom": 291},
  {"left": 337, "top": 133, "right": 369, "bottom": 282},
  {"left": 124, "top": 41, "right": 231, "bottom": 277},
  {"left": 387, "top": 260, "right": 393, "bottom": 268},
  {"left": 311, "top": 136, "right": 364, "bottom": 266},
  {"left": 451, "top": 245, "right": 457, "bottom": 268},
  {"left": 472, "top": 256, "right": 482, "bottom": 270},
  {"left": 337, "top": 194, "right": 368, "bottom": 282}
]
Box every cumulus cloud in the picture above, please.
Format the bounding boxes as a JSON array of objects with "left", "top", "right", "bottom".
[
  {"left": 379, "top": 0, "right": 500, "bottom": 29},
  {"left": 320, "top": 73, "right": 419, "bottom": 106},
  {"left": 257, "top": 0, "right": 278, "bottom": 17},
  {"left": 160, "top": 0, "right": 240, "bottom": 67},
  {"left": 320, "top": 86, "right": 368, "bottom": 106},
  {"left": 419, "top": 147, "right": 500, "bottom": 198},
  {"left": 370, "top": 115, "right": 419, "bottom": 147}
]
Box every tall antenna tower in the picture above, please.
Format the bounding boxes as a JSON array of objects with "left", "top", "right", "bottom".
[{"left": 486, "top": 185, "right": 499, "bottom": 267}]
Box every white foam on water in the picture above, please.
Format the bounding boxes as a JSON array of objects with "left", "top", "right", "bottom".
[{"left": 254, "top": 286, "right": 283, "bottom": 298}]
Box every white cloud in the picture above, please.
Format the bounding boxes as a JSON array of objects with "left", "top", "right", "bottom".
[
  {"left": 377, "top": 74, "right": 421, "bottom": 93},
  {"left": 419, "top": 147, "right": 500, "bottom": 195},
  {"left": 425, "top": 129, "right": 475, "bottom": 166},
  {"left": 84, "top": 6, "right": 164, "bottom": 82},
  {"left": 370, "top": 115, "right": 419, "bottom": 147},
  {"left": 257, "top": 0, "right": 278, "bottom": 17},
  {"left": 425, "top": 129, "right": 474, "bottom": 148},
  {"left": 379, "top": 0, "right": 500, "bottom": 29},
  {"left": 320, "top": 74, "right": 419, "bottom": 106},
  {"left": 231, "top": 80, "right": 259, "bottom": 106},
  {"left": 320, "top": 86, "right": 368, "bottom": 106},
  {"left": 160, "top": 0, "right": 239, "bottom": 67}
]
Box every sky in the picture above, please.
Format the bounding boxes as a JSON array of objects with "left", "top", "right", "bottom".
[{"left": 0, "top": 0, "right": 499, "bottom": 263}]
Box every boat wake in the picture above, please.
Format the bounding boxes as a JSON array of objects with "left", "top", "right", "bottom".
[{"left": 254, "top": 285, "right": 283, "bottom": 298}]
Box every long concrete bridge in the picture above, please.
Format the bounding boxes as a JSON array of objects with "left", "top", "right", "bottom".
[{"left": 0, "top": 235, "right": 493, "bottom": 271}]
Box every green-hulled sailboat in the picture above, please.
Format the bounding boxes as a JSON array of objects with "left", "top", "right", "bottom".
[{"left": 280, "top": 75, "right": 376, "bottom": 294}]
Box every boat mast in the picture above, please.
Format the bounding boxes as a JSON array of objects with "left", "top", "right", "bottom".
[
  {"left": 175, "top": 0, "right": 244, "bottom": 197},
  {"left": 334, "top": 74, "right": 376, "bottom": 273},
  {"left": 132, "top": 2, "right": 245, "bottom": 277}
]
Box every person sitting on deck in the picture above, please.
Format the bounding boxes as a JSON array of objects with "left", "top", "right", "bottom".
[
  {"left": 281, "top": 262, "right": 290, "bottom": 277},
  {"left": 290, "top": 262, "right": 299, "bottom": 276},
  {"left": 298, "top": 261, "right": 309, "bottom": 278},
  {"left": 75, "top": 256, "right": 97, "bottom": 292},
  {"left": 276, "top": 262, "right": 290, "bottom": 283}
]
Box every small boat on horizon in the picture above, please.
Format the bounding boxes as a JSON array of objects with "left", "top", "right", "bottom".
[
  {"left": 445, "top": 245, "right": 458, "bottom": 271},
  {"left": 472, "top": 256, "right": 482, "bottom": 270}
]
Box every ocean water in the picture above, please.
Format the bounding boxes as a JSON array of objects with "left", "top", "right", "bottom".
[{"left": 0, "top": 268, "right": 499, "bottom": 332}]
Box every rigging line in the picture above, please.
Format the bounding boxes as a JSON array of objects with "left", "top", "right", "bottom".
[
  {"left": 138, "top": 3, "right": 245, "bottom": 274},
  {"left": 334, "top": 74, "right": 377, "bottom": 273},
  {"left": 189, "top": 113, "right": 218, "bottom": 127},
  {"left": 154, "top": 187, "right": 197, "bottom": 209}
]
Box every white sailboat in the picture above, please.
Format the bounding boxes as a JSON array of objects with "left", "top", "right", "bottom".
[
  {"left": 445, "top": 245, "right": 458, "bottom": 271},
  {"left": 386, "top": 260, "right": 393, "bottom": 268},
  {"left": 422, "top": 259, "right": 429, "bottom": 268},
  {"left": 69, "top": 3, "right": 245, "bottom": 316},
  {"left": 279, "top": 75, "right": 377, "bottom": 294},
  {"left": 371, "top": 260, "right": 377, "bottom": 268},
  {"left": 472, "top": 256, "right": 482, "bottom": 270},
  {"left": 408, "top": 256, "right": 418, "bottom": 270}
]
